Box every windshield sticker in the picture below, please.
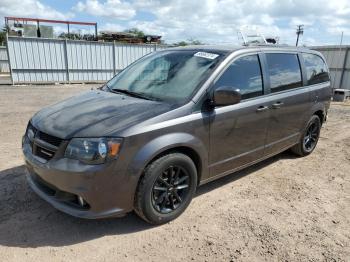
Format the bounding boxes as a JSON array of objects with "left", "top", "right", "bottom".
[{"left": 194, "top": 52, "right": 219, "bottom": 60}]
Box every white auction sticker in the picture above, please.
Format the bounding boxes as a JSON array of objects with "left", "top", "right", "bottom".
[{"left": 194, "top": 52, "right": 219, "bottom": 60}]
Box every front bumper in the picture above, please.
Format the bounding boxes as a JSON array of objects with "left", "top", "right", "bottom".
[{"left": 22, "top": 136, "right": 136, "bottom": 219}]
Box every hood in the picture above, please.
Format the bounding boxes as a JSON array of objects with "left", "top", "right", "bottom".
[{"left": 31, "top": 90, "right": 173, "bottom": 139}]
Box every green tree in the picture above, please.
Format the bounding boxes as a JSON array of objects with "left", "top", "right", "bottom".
[
  {"left": 173, "top": 39, "right": 204, "bottom": 46},
  {"left": 58, "top": 32, "right": 84, "bottom": 40},
  {"left": 0, "top": 26, "right": 8, "bottom": 46},
  {"left": 189, "top": 39, "right": 203, "bottom": 45},
  {"left": 174, "top": 41, "right": 189, "bottom": 46},
  {"left": 124, "top": 28, "right": 145, "bottom": 38}
]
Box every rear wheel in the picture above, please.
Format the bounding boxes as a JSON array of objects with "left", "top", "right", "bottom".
[
  {"left": 291, "top": 115, "right": 321, "bottom": 156},
  {"left": 134, "top": 153, "right": 197, "bottom": 225}
]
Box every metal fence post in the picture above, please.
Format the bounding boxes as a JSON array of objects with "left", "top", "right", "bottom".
[
  {"left": 5, "top": 34, "right": 14, "bottom": 85},
  {"left": 63, "top": 39, "right": 70, "bottom": 83},
  {"left": 113, "top": 40, "right": 116, "bottom": 75}
]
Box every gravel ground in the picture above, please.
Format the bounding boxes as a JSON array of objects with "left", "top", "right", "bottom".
[{"left": 0, "top": 84, "right": 349, "bottom": 262}]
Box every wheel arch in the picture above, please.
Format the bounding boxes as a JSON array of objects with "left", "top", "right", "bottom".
[
  {"left": 313, "top": 109, "right": 325, "bottom": 124},
  {"left": 127, "top": 133, "right": 208, "bottom": 187},
  {"left": 145, "top": 146, "right": 202, "bottom": 185},
  {"left": 309, "top": 102, "right": 327, "bottom": 126}
]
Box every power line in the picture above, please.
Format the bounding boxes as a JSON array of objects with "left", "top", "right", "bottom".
[{"left": 296, "top": 25, "right": 304, "bottom": 46}]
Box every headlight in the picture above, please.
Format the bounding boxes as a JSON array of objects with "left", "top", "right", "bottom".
[
  {"left": 64, "top": 138, "right": 122, "bottom": 164},
  {"left": 26, "top": 122, "right": 37, "bottom": 142}
]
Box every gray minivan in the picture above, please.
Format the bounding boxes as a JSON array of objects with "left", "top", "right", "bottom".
[{"left": 22, "top": 45, "right": 331, "bottom": 224}]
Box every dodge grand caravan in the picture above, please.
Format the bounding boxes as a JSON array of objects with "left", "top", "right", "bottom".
[{"left": 22, "top": 45, "right": 331, "bottom": 224}]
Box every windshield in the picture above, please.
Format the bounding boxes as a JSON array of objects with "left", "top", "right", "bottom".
[{"left": 106, "top": 50, "right": 226, "bottom": 103}]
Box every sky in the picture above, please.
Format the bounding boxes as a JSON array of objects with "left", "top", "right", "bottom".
[{"left": 1, "top": 0, "right": 350, "bottom": 46}]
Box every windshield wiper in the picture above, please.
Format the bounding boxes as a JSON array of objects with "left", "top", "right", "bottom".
[
  {"left": 111, "top": 88, "right": 161, "bottom": 101},
  {"left": 101, "top": 83, "right": 112, "bottom": 92}
]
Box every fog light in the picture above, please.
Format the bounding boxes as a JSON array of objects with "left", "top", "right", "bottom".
[{"left": 78, "top": 196, "right": 85, "bottom": 206}]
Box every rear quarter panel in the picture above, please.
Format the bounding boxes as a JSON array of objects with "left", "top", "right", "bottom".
[
  {"left": 309, "top": 81, "right": 332, "bottom": 121},
  {"left": 305, "top": 51, "right": 332, "bottom": 121}
]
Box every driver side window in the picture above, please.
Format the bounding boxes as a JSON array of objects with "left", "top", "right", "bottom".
[{"left": 214, "top": 55, "right": 263, "bottom": 100}]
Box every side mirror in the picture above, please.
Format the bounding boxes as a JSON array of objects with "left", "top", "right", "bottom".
[{"left": 212, "top": 86, "right": 241, "bottom": 106}]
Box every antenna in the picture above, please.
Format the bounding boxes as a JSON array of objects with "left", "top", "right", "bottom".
[{"left": 296, "top": 25, "right": 304, "bottom": 46}]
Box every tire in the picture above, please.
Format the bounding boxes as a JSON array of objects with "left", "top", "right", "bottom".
[
  {"left": 291, "top": 115, "right": 321, "bottom": 157},
  {"left": 134, "top": 153, "right": 197, "bottom": 225}
]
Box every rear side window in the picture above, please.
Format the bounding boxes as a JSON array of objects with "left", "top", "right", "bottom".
[
  {"left": 302, "top": 53, "right": 330, "bottom": 85},
  {"left": 214, "top": 55, "right": 263, "bottom": 99},
  {"left": 266, "top": 53, "right": 302, "bottom": 93}
]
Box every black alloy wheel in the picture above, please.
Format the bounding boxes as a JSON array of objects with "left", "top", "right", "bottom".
[
  {"left": 291, "top": 115, "right": 321, "bottom": 156},
  {"left": 151, "top": 165, "right": 190, "bottom": 214},
  {"left": 134, "top": 153, "right": 197, "bottom": 225},
  {"left": 303, "top": 121, "right": 320, "bottom": 153}
]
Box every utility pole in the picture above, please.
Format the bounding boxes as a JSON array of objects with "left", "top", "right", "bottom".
[{"left": 296, "top": 25, "right": 304, "bottom": 46}]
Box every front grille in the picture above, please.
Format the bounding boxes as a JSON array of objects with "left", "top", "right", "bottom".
[
  {"left": 34, "top": 145, "right": 56, "bottom": 161},
  {"left": 37, "top": 131, "right": 63, "bottom": 147},
  {"left": 26, "top": 121, "right": 63, "bottom": 161}
]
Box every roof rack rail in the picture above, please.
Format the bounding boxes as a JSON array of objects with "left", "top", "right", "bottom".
[
  {"left": 238, "top": 30, "right": 282, "bottom": 46},
  {"left": 243, "top": 43, "right": 290, "bottom": 47}
]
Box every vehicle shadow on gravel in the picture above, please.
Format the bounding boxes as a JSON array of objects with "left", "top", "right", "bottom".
[
  {"left": 196, "top": 151, "right": 297, "bottom": 197},
  {"left": 0, "top": 151, "right": 296, "bottom": 248},
  {"left": 0, "top": 165, "right": 154, "bottom": 248}
]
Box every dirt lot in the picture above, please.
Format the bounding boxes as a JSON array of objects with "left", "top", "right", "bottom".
[{"left": 0, "top": 84, "right": 349, "bottom": 262}]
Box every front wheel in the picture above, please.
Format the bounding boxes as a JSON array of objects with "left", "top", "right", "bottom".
[
  {"left": 291, "top": 115, "right": 321, "bottom": 156},
  {"left": 134, "top": 153, "right": 197, "bottom": 225}
]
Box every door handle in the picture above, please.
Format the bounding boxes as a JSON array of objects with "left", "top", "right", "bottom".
[
  {"left": 272, "top": 102, "right": 284, "bottom": 109},
  {"left": 256, "top": 105, "right": 269, "bottom": 112}
]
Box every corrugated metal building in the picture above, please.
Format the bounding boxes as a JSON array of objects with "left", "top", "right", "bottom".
[
  {"left": 6, "top": 36, "right": 166, "bottom": 84},
  {"left": 0, "top": 46, "right": 9, "bottom": 73},
  {"left": 312, "top": 46, "right": 350, "bottom": 90}
]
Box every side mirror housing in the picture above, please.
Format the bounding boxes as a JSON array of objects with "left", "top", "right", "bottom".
[{"left": 212, "top": 86, "right": 241, "bottom": 106}]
